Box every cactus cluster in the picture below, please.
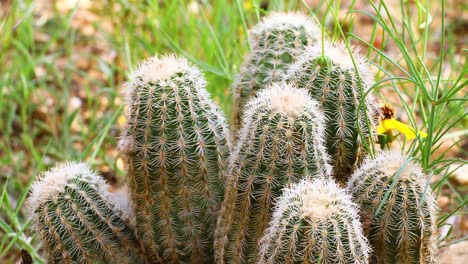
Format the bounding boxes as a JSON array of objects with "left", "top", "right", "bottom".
[
  {"left": 347, "top": 150, "right": 438, "bottom": 263},
  {"left": 258, "top": 178, "right": 370, "bottom": 264},
  {"left": 26, "top": 11, "right": 438, "bottom": 264},
  {"left": 231, "top": 12, "right": 321, "bottom": 130},
  {"left": 284, "top": 41, "right": 378, "bottom": 182},
  {"left": 28, "top": 162, "right": 143, "bottom": 264}
]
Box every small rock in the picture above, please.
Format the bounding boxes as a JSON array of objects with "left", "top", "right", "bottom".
[
  {"left": 437, "top": 195, "right": 450, "bottom": 208},
  {"left": 451, "top": 163, "right": 468, "bottom": 185},
  {"left": 69, "top": 96, "right": 83, "bottom": 112},
  {"left": 42, "top": 156, "right": 53, "bottom": 166},
  {"left": 116, "top": 157, "right": 125, "bottom": 172}
]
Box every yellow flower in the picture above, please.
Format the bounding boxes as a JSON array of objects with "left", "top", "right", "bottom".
[
  {"left": 118, "top": 115, "right": 126, "bottom": 126},
  {"left": 376, "top": 104, "right": 427, "bottom": 149},
  {"left": 377, "top": 118, "right": 427, "bottom": 140},
  {"left": 244, "top": 1, "right": 253, "bottom": 11}
]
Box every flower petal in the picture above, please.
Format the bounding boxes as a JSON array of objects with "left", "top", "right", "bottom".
[
  {"left": 384, "top": 119, "right": 427, "bottom": 140},
  {"left": 391, "top": 120, "right": 417, "bottom": 139},
  {"left": 377, "top": 122, "right": 387, "bottom": 134}
]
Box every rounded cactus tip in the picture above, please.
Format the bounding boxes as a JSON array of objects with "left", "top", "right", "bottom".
[
  {"left": 251, "top": 12, "right": 321, "bottom": 41},
  {"left": 295, "top": 178, "right": 358, "bottom": 220},
  {"left": 259, "top": 177, "right": 370, "bottom": 263},
  {"left": 29, "top": 163, "right": 101, "bottom": 203},
  {"left": 28, "top": 162, "right": 107, "bottom": 213},
  {"left": 300, "top": 181, "right": 335, "bottom": 220},
  {"left": 348, "top": 150, "right": 426, "bottom": 184},
  {"left": 347, "top": 150, "right": 438, "bottom": 263},
  {"left": 288, "top": 41, "right": 374, "bottom": 88},
  {"left": 27, "top": 162, "right": 143, "bottom": 263},
  {"left": 247, "top": 82, "right": 317, "bottom": 116},
  {"left": 125, "top": 54, "right": 206, "bottom": 98}
]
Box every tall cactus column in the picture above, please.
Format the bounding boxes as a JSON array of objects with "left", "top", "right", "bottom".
[
  {"left": 215, "top": 83, "right": 331, "bottom": 263},
  {"left": 285, "top": 41, "right": 378, "bottom": 182},
  {"left": 231, "top": 12, "right": 321, "bottom": 130},
  {"left": 27, "top": 162, "right": 144, "bottom": 264},
  {"left": 258, "top": 178, "right": 370, "bottom": 264},
  {"left": 347, "top": 150, "right": 438, "bottom": 264},
  {"left": 119, "top": 55, "right": 231, "bottom": 263}
]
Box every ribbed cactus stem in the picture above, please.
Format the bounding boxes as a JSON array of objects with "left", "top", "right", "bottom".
[
  {"left": 258, "top": 178, "right": 370, "bottom": 264},
  {"left": 232, "top": 12, "right": 321, "bottom": 130},
  {"left": 215, "top": 83, "right": 331, "bottom": 263},
  {"left": 285, "top": 41, "right": 377, "bottom": 182},
  {"left": 347, "top": 150, "right": 438, "bottom": 264},
  {"left": 27, "top": 162, "right": 143, "bottom": 264},
  {"left": 119, "top": 55, "right": 231, "bottom": 263}
]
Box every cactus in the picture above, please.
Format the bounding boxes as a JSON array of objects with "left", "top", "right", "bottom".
[
  {"left": 347, "top": 150, "right": 438, "bottom": 264},
  {"left": 284, "top": 41, "right": 378, "bottom": 182},
  {"left": 119, "top": 54, "right": 231, "bottom": 263},
  {"left": 27, "top": 162, "right": 144, "bottom": 264},
  {"left": 215, "top": 83, "right": 332, "bottom": 263},
  {"left": 232, "top": 12, "right": 321, "bottom": 130},
  {"left": 258, "top": 178, "right": 370, "bottom": 264}
]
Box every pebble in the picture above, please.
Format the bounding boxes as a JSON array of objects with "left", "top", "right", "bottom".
[{"left": 451, "top": 164, "right": 468, "bottom": 185}]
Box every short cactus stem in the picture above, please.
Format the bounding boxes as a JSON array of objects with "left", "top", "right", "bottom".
[
  {"left": 258, "top": 178, "right": 370, "bottom": 264},
  {"left": 285, "top": 41, "right": 378, "bottom": 183},
  {"left": 27, "top": 162, "right": 144, "bottom": 264},
  {"left": 120, "top": 55, "right": 231, "bottom": 263},
  {"left": 232, "top": 12, "right": 321, "bottom": 131},
  {"left": 347, "top": 150, "right": 438, "bottom": 264},
  {"left": 215, "top": 83, "right": 331, "bottom": 263}
]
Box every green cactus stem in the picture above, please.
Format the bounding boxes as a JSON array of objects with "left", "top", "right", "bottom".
[
  {"left": 28, "top": 162, "right": 144, "bottom": 264},
  {"left": 258, "top": 178, "right": 370, "bottom": 264},
  {"left": 231, "top": 12, "right": 321, "bottom": 131},
  {"left": 215, "top": 83, "right": 331, "bottom": 263},
  {"left": 119, "top": 54, "right": 231, "bottom": 263},
  {"left": 285, "top": 41, "right": 378, "bottom": 183},
  {"left": 347, "top": 150, "right": 438, "bottom": 264}
]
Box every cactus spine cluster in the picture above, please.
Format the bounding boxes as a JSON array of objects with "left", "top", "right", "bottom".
[
  {"left": 27, "top": 162, "right": 143, "bottom": 264},
  {"left": 347, "top": 150, "right": 438, "bottom": 264},
  {"left": 119, "top": 55, "right": 231, "bottom": 263},
  {"left": 258, "top": 178, "right": 370, "bottom": 264},
  {"left": 215, "top": 83, "right": 331, "bottom": 263},
  {"left": 232, "top": 12, "right": 321, "bottom": 130},
  {"left": 284, "top": 41, "right": 377, "bottom": 182}
]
